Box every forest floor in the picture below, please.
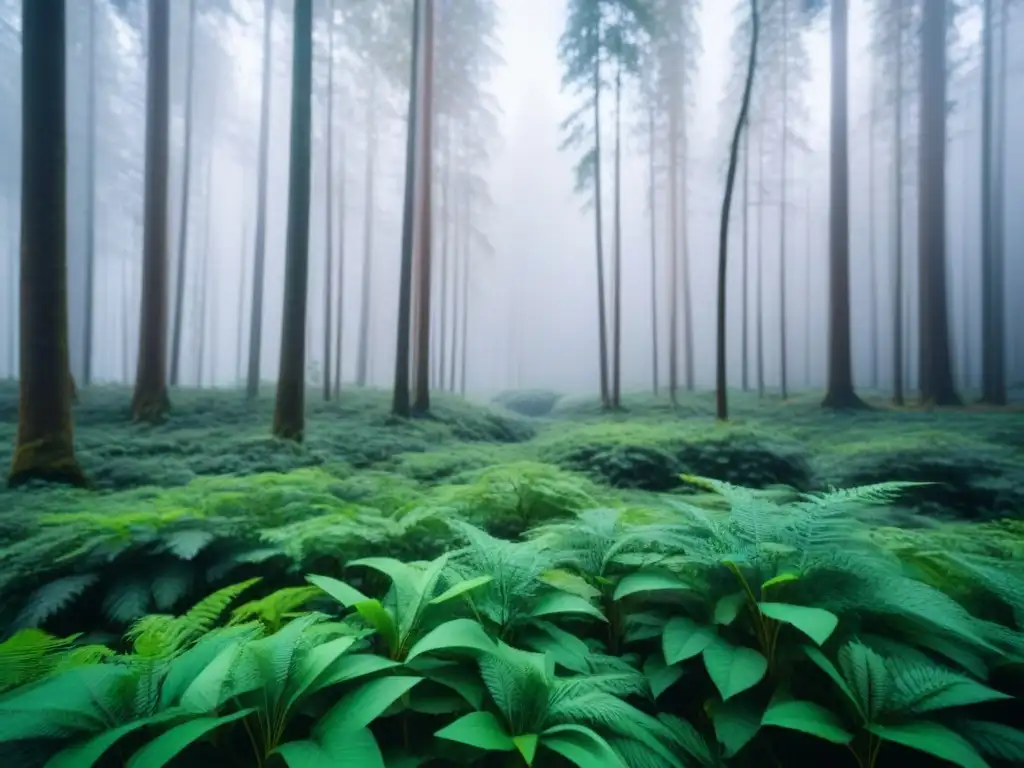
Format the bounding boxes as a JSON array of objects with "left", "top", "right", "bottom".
[{"left": 0, "top": 380, "right": 1022, "bottom": 638}]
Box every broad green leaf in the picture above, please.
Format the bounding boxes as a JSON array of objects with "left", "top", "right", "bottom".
[
  {"left": 714, "top": 592, "right": 747, "bottom": 625},
  {"left": 956, "top": 720, "right": 1024, "bottom": 762},
  {"left": 758, "top": 603, "right": 838, "bottom": 646},
  {"left": 319, "top": 676, "right": 422, "bottom": 732},
  {"left": 613, "top": 572, "right": 690, "bottom": 601},
  {"left": 313, "top": 654, "right": 402, "bottom": 690},
  {"left": 274, "top": 725, "right": 385, "bottom": 768},
  {"left": 703, "top": 639, "right": 767, "bottom": 701},
  {"left": 760, "top": 573, "right": 799, "bottom": 592},
  {"left": 888, "top": 661, "right": 1010, "bottom": 715},
  {"left": 867, "top": 722, "right": 989, "bottom": 768},
  {"left": 347, "top": 558, "right": 420, "bottom": 593},
  {"left": 542, "top": 724, "right": 627, "bottom": 768},
  {"left": 662, "top": 617, "right": 716, "bottom": 665},
  {"left": 429, "top": 576, "right": 494, "bottom": 605},
  {"left": 416, "top": 662, "right": 487, "bottom": 709},
  {"left": 434, "top": 711, "right": 516, "bottom": 752},
  {"left": 530, "top": 593, "right": 607, "bottom": 622},
  {"left": 803, "top": 645, "right": 864, "bottom": 721},
  {"left": 405, "top": 619, "right": 495, "bottom": 662},
  {"left": 539, "top": 570, "right": 602, "bottom": 600},
  {"left": 710, "top": 697, "right": 762, "bottom": 758},
  {"left": 47, "top": 712, "right": 181, "bottom": 768},
  {"left": 287, "top": 636, "right": 358, "bottom": 711},
  {"left": 761, "top": 699, "right": 853, "bottom": 744},
  {"left": 643, "top": 653, "right": 683, "bottom": 699},
  {"left": 837, "top": 641, "right": 892, "bottom": 721},
  {"left": 126, "top": 709, "right": 255, "bottom": 768},
  {"left": 514, "top": 734, "right": 540, "bottom": 765},
  {"left": 307, "top": 575, "right": 370, "bottom": 608},
  {"left": 180, "top": 641, "right": 250, "bottom": 713},
  {"left": 354, "top": 600, "right": 400, "bottom": 656}
]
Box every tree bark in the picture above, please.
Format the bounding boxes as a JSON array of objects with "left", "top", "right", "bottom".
[
  {"left": 323, "top": 0, "right": 335, "bottom": 402},
  {"left": 778, "top": 0, "right": 789, "bottom": 400},
  {"left": 611, "top": 57, "right": 623, "bottom": 408},
  {"left": 916, "top": 0, "right": 960, "bottom": 406},
  {"left": 592, "top": 31, "right": 610, "bottom": 409},
  {"left": 667, "top": 75, "right": 679, "bottom": 404},
  {"left": 83, "top": 0, "right": 97, "bottom": 387},
  {"left": 821, "top": 0, "right": 865, "bottom": 409},
  {"left": 169, "top": 0, "right": 197, "bottom": 388},
  {"left": 892, "top": 0, "right": 905, "bottom": 405},
  {"left": 741, "top": 127, "right": 749, "bottom": 392},
  {"left": 132, "top": 0, "right": 172, "bottom": 423},
  {"left": 459, "top": 185, "right": 471, "bottom": 396},
  {"left": 355, "top": 67, "right": 377, "bottom": 388},
  {"left": 756, "top": 123, "right": 765, "bottom": 398},
  {"left": 10, "top": 0, "right": 87, "bottom": 487},
  {"left": 236, "top": 220, "right": 247, "bottom": 383},
  {"left": 647, "top": 105, "right": 659, "bottom": 395},
  {"left": 246, "top": 0, "right": 274, "bottom": 400},
  {"left": 333, "top": 129, "right": 346, "bottom": 399},
  {"left": 438, "top": 120, "right": 452, "bottom": 392},
  {"left": 716, "top": 0, "right": 759, "bottom": 421},
  {"left": 867, "top": 60, "right": 879, "bottom": 390},
  {"left": 272, "top": 0, "right": 314, "bottom": 440},
  {"left": 392, "top": 0, "right": 424, "bottom": 417},
  {"left": 680, "top": 92, "right": 694, "bottom": 393}
]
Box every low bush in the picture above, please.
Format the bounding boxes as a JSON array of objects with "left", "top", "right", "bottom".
[
  {"left": 2, "top": 478, "right": 1022, "bottom": 767},
  {"left": 492, "top": 389, "right": 566, "bottom": 417}
]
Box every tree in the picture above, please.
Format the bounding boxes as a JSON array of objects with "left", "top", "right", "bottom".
[
  {"left": 131, "top": 0, "right": 172, "bottom": 423},
  {"left": 715, "top": 0, "right": 759, "bottom": 422},
  {"left": 83, "top": 0, "right": 97, "bottom": 387},
  {"left": 169, "top": 0, "right": 198, "bottom": 388},
  {"left": 272, "top": 0, "right": 315, "bottom": 440},
  {"left": 323, "top": 0, "right": 336, "bottom": 401},
  {"left": 916, "top": 0, "right": 960, "bottom": 405},
  {"left": 820, "top": 0, "right": 866, "bottom": 409},
  {"left": 246, "top": 0, "right": 274, "bottom": 400},
  {"left": 9, "top": 0, "right": 87, "bottom": 487}
]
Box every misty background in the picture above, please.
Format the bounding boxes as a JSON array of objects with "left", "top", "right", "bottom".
[{"left": 0, "top": 0, "right": 1020, "bottom": 399}]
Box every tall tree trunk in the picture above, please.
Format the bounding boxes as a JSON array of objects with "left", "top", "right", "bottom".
[
  {"left": 667, "top": 81, "right": 679, "bottom": 404},
  {"left": 83, "top": 0, "right": 97, "bottom": 387},
  {"left": 741, "top": 127, "right": 750, "bottom": 391},
  {"left": 756, "top": 124, "right": 765, "bottom": 398},
  {"left": 323, "top": 0, "right": 335, "bottom": 402},
  {"left": 438, "top": 121, "right": 451, "bottom": 392},
  {"left": 272, "top": 0, "right": 314, "bottom": 440},
  {"left": 716, "top": 0, "right": 759, "bottom": 421},
  {"left": 196, "top": 156, "right": 212, "bottom": 387},
  {"left": 779, "top": 1, "right": 789, "bottom": 399},
  {"left": 805, "top": 170, "right": 812, "bottom": 387},
  {"left": 392, "top": 0, "right": 424, "bottom": 417},
  {"left": 647, "top": 106, "right": 659, "bottom": 395},
  {"left": 10, "top": 0, "right": 87, "bottom": 487},
  {"left": 355, "top": 68, "right": 377, "bottom": 388},
  {"left": 916, "top": 0, "right": 960, "bottom": 406},
  {"left": 821, "top": 0, "right": 865, "bottom": 409},
  {"left": 680, "top": 104, "right": 694, "bottom": 392},
  {"left": 132, "top": 0, "right": 172, "bottom": 423},
  {"left": 868, "top": 64, "right": 879, "bottom": 390},
  {"left": 236, "top": 221, "right": 247, "bottom": 383},
  {"left": 8, "top": 191, "right": 17, "bottom": 378},
  {"left": 611, "top": 57, "right": 623, "bottom": 408},
  {"left": 169, "top": 0, "right": 197, "bottom": 388},
  {"left": 123, "top": 257, "right": 132, "bottom": 385},
  {"left": 459, "top": 188, "right": 471, "bottom": 396},
  {"left": 892, "top": 0, "right": 905, "bottom": 405},
  {"left": 333, "top": 130, "right": 345, "bottom": 399},
  {"left": 246, "top": 0, "right": 274, "bottom": 400},
  {"left": 592, "top": 34, "right": 610, "bottom": 409},
  {"left": 449, "top": 172, "right": 462, "bottom": 390},
  {"left": 411, "top": 0, "right": 435, "bottom": 415}
]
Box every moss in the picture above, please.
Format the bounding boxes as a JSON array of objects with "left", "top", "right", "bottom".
[{"left": 8, "top": 436, "right": 89, "bottom": 489}]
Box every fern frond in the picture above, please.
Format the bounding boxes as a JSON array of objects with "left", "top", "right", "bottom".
[{"left": 0, "top": 629, "right": 81, "bottom": 693}]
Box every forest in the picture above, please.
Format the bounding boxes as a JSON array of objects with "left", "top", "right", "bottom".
[{"left": 0, "top": 0, "right": 1023, "bottom": 766}]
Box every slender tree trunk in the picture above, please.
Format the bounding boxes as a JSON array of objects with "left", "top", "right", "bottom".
[
  {"left": 123, "top": 258, "right": 131, "bottom": 385},
  {"left": 196, "top": 182, "right": 210, "bottom": 387},
  {"left": 323, "top": 1, "right": 335, "bottom": 402},
  {"left": 356, "top": 68, "right": 377, "bottom": 388},
  {"left": 680, "top": 104, "right": 694, "bottom": 393},
  {"left": 169, "top": 0, "right": 197, "bottom": 388},
  {"left": 8, "top": 178, "right": 17, "bottom": 378},
  {"left": 392, "top": 0, "right": 424, "bottom": 417},
  {"left": 892, "top": 0, "right": 905, "bottom": 405},
  {"left": 716, "top": 0, "right": 759, "bottom": 421},
  {"left": 647, "top": 106, "right": 659, "bottom": 395},
  {"left": 741, "top": 127, "right": 749, "bottom": 391},
  {"left": 272, "top": 0, "right": 314, "bottom": 440},
  {"left": 246, "top": 0, "right": 274, "bottom": 400},
  {"left": 438, "top": 121, "right": 452, "bottom": 392},
  {"left": 611, "top": 58, "right": 623, "bottom": 408},
  {"left": 805, "top": 170, "right": 812, "bottom": 387},
  {"left": 867, "top": 70, "right": 879, "bottom": 390},
  {"left": 132, "top": 0, "right": 172, "bottom": 423},
  {"left": 10, "top": 0, "right": 87, "bottom": 487},
  {"left": 916, "top": 0, "right": 960, "bottom": 406},
  {"left": 411, "top": 0, "right": 435, "bottom": 415},
  {"left": 592, "top": 36, "right": 610, "bottom": 409},
  {"left": 236, "top": 221, "right": 247, "bottom": 383},
  {"left": 960, "top": 92, "right": 971, "bottom": 390},
  {"left": 779, "top": 2, "right": 789, "bottom": 399},
  {"left": 667, "top": 82, "right": 679, "bottom": 404},
  {"left": 459, "top": 189, "right": 471, "bottom": 396},
  {"left": 334, "top": 130, "right": 345, "bottom": 399},
  {"left": 83, "top": 0, "right": 97, "bottom": 387},
  {"left": 756, "top": 124, "right": 765, "bottom": 398},
  {"left": 449, "top": 173, "right": 462, "bottom": 390},
  {"left": 821, "top": 0, "right": 865, "bottom": 409}
]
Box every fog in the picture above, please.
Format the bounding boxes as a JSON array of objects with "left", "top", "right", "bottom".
[{"left": 0, "top": 0, "right": 1020, "bottom": 399}]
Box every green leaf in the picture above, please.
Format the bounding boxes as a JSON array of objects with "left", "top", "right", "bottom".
[
  {"left": 703, "top": 639, "right": 767, "bottom": 701},
  {"left": 47, "top": 712, "right": 181, "bottom": 768},
  {"left": 353, "top": 600, "right": 400, "bottom": 656},
  {"left": 307, "top": 575, "right": 370, "bottom": 607},
  {"left": 126, "top": 709, "right": 255, "bottom": 768},
  {"left": 711, "top": 697, "right": 762, "bottom": 758},
  {"left": 180, "top": 641, "right": 248, "bottom": 713},
  {"left": 662, "top": 617, "right": 716, "bottom": 665},
  {"left": 613, "top": 572, "right": 690, "bottom": 601},
  {"left": 288, "top": 637, "right": 359, "bottom": 710},
  {"left": 803, "top": 645, "right": 864, "bottom": 721},
  {"left": 530, "top": 592, "right": 607, "bottom": 622},
  {"left": 714, "top": 592, "right": 747, "bottom": 625},
  {"left": 313, "top": 654, "right": 403, "bottom": 691},
  {"left": 761, "top": 698, "right": 853, "bottom": 744},
  {"left": 956, "top": 720, "right": 1024, "bottom": 762},
  {"left": 539, "top": 570, "right": 602, "bottom": 600},
  {"left": 643, "top": 653, "right": 683, "bottom": 699},
  {"left": 760, "top": 573, "right": 799, "bottom": 592},
  {"left": 514, "top": 734, "right": 540, "bottom": 765},
  {"left": 429, "top": 575, "right": 494, "bottom": 605},
  {"left": 274, "top": 726, "right": 385, "bottom": 768},
  {"left": 405, "top": 618, "right": 495, "bottom": 662},
  {"left": 319, "top": 676, "right": 423, "bottom": 732},
  {"left": 867, "top": 722, "right": 990, "bottom": 768},
  {"left": 542, "top": 724, "right": 627, "bottom": 768},
  {"left": 758, "top": 603, "right": 838, "bottom": 646},
  {"left": 434, "top": 711, "right": 516, "bottom": 752}
]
